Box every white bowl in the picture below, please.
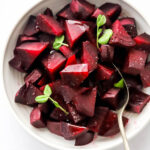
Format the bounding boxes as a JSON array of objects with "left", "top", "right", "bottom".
[{"left": 2, "top": 0, "right": 150, "bottom": 150}]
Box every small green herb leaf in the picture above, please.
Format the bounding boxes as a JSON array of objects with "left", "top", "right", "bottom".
[
  {"left": 97, "top": 28, "right": 103, "bottom": 39},
  {"left": 44, "top": 85, "right": 52, "bottom": 96},
  {"left": 35, "top": 95, "right": 49, "bottom": 103},
  {"left": 114, "top": 79, "right": 124, "bottom": 88},
  {"left": 97, "top": 15, "right": 106, "bottom": 28},
  {"left": 98, "top": 29, "right": 113, "bottom": 45}
]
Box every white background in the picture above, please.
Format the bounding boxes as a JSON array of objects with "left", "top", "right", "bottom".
[{"left": 0, "top": 0, "right": 150, "bottom": 150}]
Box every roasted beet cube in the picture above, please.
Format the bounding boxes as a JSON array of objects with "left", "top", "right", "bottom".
[
  {"left": 123, "top": 49, "right": 148, "bottom": 75},
  {"left": 70, "top": 0, "right": 95, "bottom": 20},
  {"left": 41, "top": 51, "right": 66, "bottom": 80},
  {"left": 127, "top": 88, "right": 150, "bottom": 113},
  {"left": 65, "top": 20, "right": 88, "bottom": 48},
  {"left": 110, "top": 20, "right": 136, "bottom": 47},
  {"left": 119, "top": 17, "right": 137, "bottom": 38},
  {"left": 15, "top": 83, "right": 42, "bottom": 106},
  {"left": 23, "top": 15, "right": 39, "bottom": 36},
  {"left": 61, "top": 122, "right": 88, "bottom": 140},
  {"left": 75, "top": 132, "right": 94, "bottom": 146},
  {"left": 65, "top": 54, "right": 77, "bottom": 67},
  {"left": 81, "top": 41, "right": 98, "bottom": 73},
  {"left": 60, "top": 64, "right": 88, "bottom": 87},
  {"left": 59, "top": 46, "right": 74, "bottom": 58},
  {"left": 30, "top": 107, "right": 46, "bottom": 128},
  {"left": 87, "top": 107, "right": 109, "bottom": 132},
  {"left": 101, "top": 88, "right": 120, "bottom": 109},
  {"left": 140, "top": 63, "right": 150, "bottom": 87},
  {"left": 73, "top": 87, "right": 97, "bottom": 117},
  {"left": 96, "top": 64, "right": 115, "bottom": 81},
  {"left": 47, "top": 121, "right": 62, "bottom": 136},
  {"left": 44, "top": 8, "right": 53, "bottom": 17},
  {"left": 99, "top": 45, "right": 114, "bottom": 62},
  {"left": 99, "top": 3, "right": 121, "bottom": 22},
  {"left": 134, "top": 33, "right": 150, "bottom": 51},
  {"left": 36, "top": 14, "right": 64, "bottom": 36}
]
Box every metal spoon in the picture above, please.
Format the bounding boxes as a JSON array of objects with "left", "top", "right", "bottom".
[{"left": 113, "top": 63, "right": 130, "bottom": 150}]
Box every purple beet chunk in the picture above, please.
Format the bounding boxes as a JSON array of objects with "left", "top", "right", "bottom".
[
  {"left": 61, "top": 122, "right": 88, "bottom": 140},
  {"left": 87, "top": 107, "right": 109, "bottom": 132},
  {"left": 44, "top": 8, "right": 53, "bottom": 16},
  {"left": 38, "top": 101, "right": 51, "bottom": 114},
  {"left": 127, "top": 87, "right": 150, "bottom": 113},
  {"left": 23, "top": 15, "right": 39, "bottom": 36},
  {"left": 47, "top": 121, "right": 62, "bottom": 136},
  {"left": 30, "top": 107, "right": 46, "bottom": 128},
  {"left": 75, "top": 132, "right": 94, "bottom": 146}
]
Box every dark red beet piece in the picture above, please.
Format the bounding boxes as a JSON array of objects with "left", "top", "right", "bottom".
[
  {"left": 37, "top": 75, "right": 49, "bottom": 87},
  {"left": 73, "top": 87, "right": 97, "bottom": 117},
  {"left": 41, "top": 51, "right": 66, "bottom": 80},
  {"left": 87, "top": 107, "right": 109, "bottom": 132},
  {"left": 127, "top": 87, "right": 150, "bottom": 113},
  {"left": 101, "top": 88, "right": 120, "bottom": 109},
  {"left": 123, "top": 49, "right": 148, "bottom": 75},
  {"left": 65, "top": 54, "right": 77, "bottom": 67},
  {"left": 30, "top": 107, "right": 46, "bottom": 128},
  {"left": 38, "top": 101, "right": 51, "bottom": 114},
  {"left": 61, "top": 122, "right": 88, "bottom": 140},
  {"left": 47, "top": 121, "right": 62, "bottom": 136},
  {"left": 65, "top": 20, "right": 88, "bottom": 48},
  {"left": 99, "top": 45, "right": 114, "bottom": 62},
  {"left": 140, "top": 63, "right": 150, "bottom": 87},
  {"left": 70, "top": 0, "right": 95, "bottom": 20},
  {"left": 59, "top": 46, "right": 74, "bottom": 58},
  {"left": 134, "top": 33, "right": 150, "bottom": 51},
  {"left": 60, "top": 64, "right": 88, "bottom": 87},
  {"left": 36, "top": 14, "right": 64, "bottom": 36},
  {"left": 75, "top": 132, "right": 94, "bottom": 146},
  {"left": 44, "top": 8, "right": 53, "bottom": 17},
  {"left": 23, "top": 15, "right": 39, "bottom": 36},
  {"left": 81, "top": 41, "right": 98, "bottom": 73},
  {"left": 109, "top": 20, "right": 136, "bottom": 47},
  {"left": 15, "top": 83, "right": 42, "bottom": 106},
  {"left": 119, "top": 17, "right": 137, "bottom": 38},
  {"left": 96, "top": 64, "right": 115, "bottom": 81},
  {"left": 99, "top": 3, "right": 121, "bottom": 22}
]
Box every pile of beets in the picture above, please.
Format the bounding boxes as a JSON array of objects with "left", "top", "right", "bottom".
[{"left": 9, "top": 0, "right": 150, "bottom": 146}]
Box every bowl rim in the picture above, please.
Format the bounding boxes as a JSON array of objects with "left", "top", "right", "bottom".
[{"left": 2, "top": 0, "right": 150, "bottom": 150}]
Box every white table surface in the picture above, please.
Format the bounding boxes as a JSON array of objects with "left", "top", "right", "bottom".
[{"left": 0, "top": 0, "right": 150, "bottom": 150}]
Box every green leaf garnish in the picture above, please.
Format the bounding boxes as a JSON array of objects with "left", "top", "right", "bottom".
[
  {"left": 35, "top": 85, "right": 69, "bottom": 115},
  {"left": 53, "top": 35, "right": 69, "bottom": 50},
  {"left": 97, "top": 15, "right": 106, "bottom": 28},
  {"left": 98, "top": 29, "right": 113, "bottom": 45},
  {"left": 114, "top": 79, "right": 124, "bottom": 89}
]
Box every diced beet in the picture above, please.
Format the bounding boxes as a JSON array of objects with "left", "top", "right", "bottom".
[
  {"left": 65, "top": 54, "right": 77, "bottom": 67},
  {"left": 99, "top": 3, "right": 121, "bottom": 22},
  {"left": 11, "top": 42, "right": 49, "bottom": 72},
  {"left": 87, "top": 107, "right": 109, "bottom": 132},
  {"left": 101, "top": 88, "right": 120, "bottom": 109},
  {"left": 109, "top": 20, "right": 136, "bottom": 47},
  {"left": 119, "top": 17, "right": 137, "bottom": 38},
  {"left": 23, "top": 15, "right": 39, "bottom": 36},
  {"left": 30, "top": 107, "right": 46, "bottom": 128},
  {"left": 36, "top": 14, "right": 64, "bottom": 36},
  {"left": 44, "top": 8, "right": 53, "bottom": 17},
  {"left": 140, "top": 63, "right": 150, "bottom": 87},
  {"left": 75, "top": 132, "right": 94, "bottom": 146},
  {"left": 60, "top": 64, "right": 89, "bottom": 87},
  {"left": 99, "top": 110, "right": 128, "bottom": 136},
  {"left": 15, "top": 83, "right": 42, "bottom": 106},
  {"left": 99, "top": 45, "right": 114, "bottom": 62},
  {"left": 123, "top": 49, "right": 148, "bottom": 75},
  {"left": 70, "top": 0, "right": 95, "bottom": 20},
  {"left": 61, "top": 122, "right": 88, "bottom": 140},
  {"left": 127, "top": 88, "right": 150, "bottom": 113},
  {"left": 57, "top": 4, "right": 75, "bottom": 20},
  {"left": 96, "top": 64, "right": 115, "bottom": 81},
  {"left": 73, "top": 87, "right": 97, "bottom": 117},
  {"left": 37, "top": 75, "right": 49, "bottom": 87},
  {"left": 81, "top": 41, "right": 98, "bottom": 73},
  {"left": 59, "top": 46, "right": 74, "bottom": 58},
  {"left": 41, "top": 51, "right": 66, "bottom": 80},
  {"left": 134, "top": 33, "right": 150, "bottom": 51},
  {"left": 24, "top": 69, "right": 42, "bottom": 85},
  {"left": 65, "top": 20, "right": 88, "bottom": 48},
  {"left": 47, "top": 121, "right": 62, "bottom": 136},
  {"left": 38, "top": 101, "right": 51, "bottom": 114}
]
